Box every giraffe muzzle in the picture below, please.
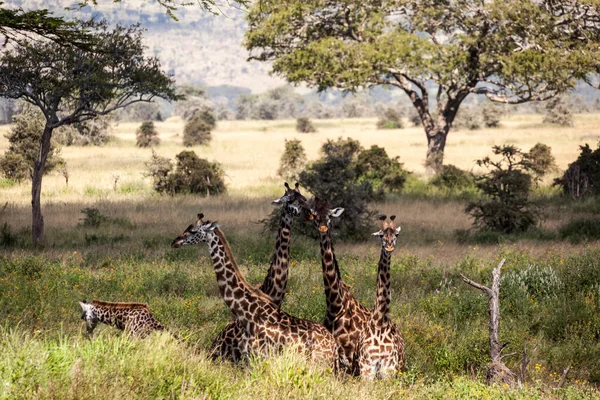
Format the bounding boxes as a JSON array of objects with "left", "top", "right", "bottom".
[
  {"left": 171, "top": 237, "right": 184, "bottom": 248},
  {"left": 319, "top": 225, "right": 328, "bottom": 233},
  {"left": 385, "top": 245, "right": 394, "bottom": 253}
]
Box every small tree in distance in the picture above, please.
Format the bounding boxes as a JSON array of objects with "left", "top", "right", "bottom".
[
  {"left": 277, "top": 139, "right": 307, "bottom": 181},
  {"left": 183, "top": 109, "right": 216, "bottom": 147},
  {"left": 0, "top": 21, "right": 178, "bottom": 243},
  {"left": 543, "top": 97, "right": 574, "bottom": 127},
  {"left": 296, "top": 117, "right": 316, "bottom": 133},
  {"left": 136, "top": 121, "right": 160, "bottom": 148}
]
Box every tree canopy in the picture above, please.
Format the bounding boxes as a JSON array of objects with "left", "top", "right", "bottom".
[
  {"left": 246, "top": 0, "right": 600, "bottom": 171},
  {"left": 0, "top": 21, "right": 178, "bottom": 243}
]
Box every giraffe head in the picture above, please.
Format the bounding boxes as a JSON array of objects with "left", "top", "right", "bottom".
[
  {"left": 372, "top": 215, "right": 401, "bottom": 253},
  {"left": 272, "top": 182, "right": 312, "bottom": 220},
  {"left": 311, "top": 197, "right": 344, "bottom": 233},
  {"left": 171, "top": 213, "right": 220, "bottom": 248},
  {"left": 79, "top": 300, "right": 98, "bottom": 335}
]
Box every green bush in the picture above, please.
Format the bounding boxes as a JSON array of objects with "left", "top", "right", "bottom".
[
  {"left": 80, "top": 208, "right": 108, "bottom": 227},
  {"left": 554, "top": 142, "right": 600, "bottom": 199},
  {"left": 183, "top": 110, "right": 216, "bottom": 147},
  {"left": 54, "top": 115, "right": 112, "bottom": 146},
  {"left": 296, "top": 117, "right": 316, "bottom": 133},
  {"left": 559, "top": 217, "right": 600, "bottom": 242},
  {"left": 0, "top": 104, "right": 64, "bottom": 181},
  {"left": 355, "top": 145, "right": 410, "bottom": 195},
  {"left": 136, "top": 121, "right": 160, "bottom": 148},
  {"left": 430, "top": 165, "right": 475, "bottom": 190},
  {"left": 526, "top": 143, "right": 557, "bottom": 183},
  {"left": 277, "top": 139, "right": 307, "bottom": 181},
  {"left": 465, "top": 145, "right": 541, "bottom": 233},
  {"left": 376, "top": 107, "right": 404, "bottom": 130},
  {"left": 147, "top": 151, "right": 226, "bottom": 196}
]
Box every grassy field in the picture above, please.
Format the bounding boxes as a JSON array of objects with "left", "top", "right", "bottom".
[{"left": 1, "top": 116, "right": 600, "bottom": 398}]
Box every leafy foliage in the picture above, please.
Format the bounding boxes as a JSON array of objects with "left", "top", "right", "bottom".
[
  {"left": 465, "top": 145, "right": 541, "bottom": 234},
  {"left": 554, "top": 142, "right": 600, "bottom": 200},
  {"left": 183, "top": 109, "right": 216, "bottom": 147},
  {"left": 526, "top": 143, "right": 557, "bottom": 183},
  {"left": 431, "top": 165, "right": 475, "bottom": 191},
  {"left": 245, "top": 0, "right": 600, "bottom": 169},
  {"left": 277, "top": 139, "right": 307, "bottom": 182},
  {"left": 296, "top": 138, "right": 409, "bottom": 239},
  {"left": 0, "top": 104, "right": 64, "bottom": 182},
  {"left": 54, "top": 115, "right": 113, "bottom": 146},
  {"left": 559, "top": 217, "right": 600, "bottom": 242},
  {"left": 145, "top": 150, "right": 226, "bottom": 196},
  {"left": 136, "top": 121, "right": 160, "bottom": 148}
]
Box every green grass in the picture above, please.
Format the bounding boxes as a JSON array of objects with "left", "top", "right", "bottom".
[{"left": 1, "top": 239, "right": 599, "bottom": 397}]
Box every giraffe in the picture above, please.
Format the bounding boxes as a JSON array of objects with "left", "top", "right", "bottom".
[
  {"left": 356, "top": 215, "right": 405, "bottom": 379},
  {"left": 310, "top": 197, "right": 371, "bottom": 375},
  {"left": 171, "top": 214, "right": 339, "bottom": 367},
  {"left": 78, "top": 299, "right": 166, "bottom": 338},
  {"left": 208, "top": 182, "right": 312, "bottom": 362}
]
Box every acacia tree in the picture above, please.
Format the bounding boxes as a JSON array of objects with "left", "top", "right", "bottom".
[
  {"left": 246, "top": 0, "right": 600, "bottom": 171},
  {"left": 0, "top": 22, "right": 178, "bottom": 243}
]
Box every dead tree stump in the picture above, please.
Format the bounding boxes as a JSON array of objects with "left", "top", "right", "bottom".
[{"left": 461, "top": 259, "right": 516, "bottom": 385}]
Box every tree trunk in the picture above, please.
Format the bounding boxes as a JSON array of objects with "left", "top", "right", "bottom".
[
  {"left": 31, "top": 123, "right": 54, "bottom": 244},
  {"left": 425, "top": 128, "right": 448, "bottom": 174}
]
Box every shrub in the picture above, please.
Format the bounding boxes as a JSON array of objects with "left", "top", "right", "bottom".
[
  {"left": 143, "top": 150, "right": 172, "bottom": 193},
  {"left": 543, "top": 96, "right": 573, "bottom": 127},
  {"left": 431, "top": 165, "right": 475, "bottom": 190},
  {"left": 296, "top": 117, "right": 316, "bottom": 133},
  {"left": 136, "top": 121, "right": 160, "bottom": 148},
  {"left": 183, "top": 110, "right": 216, "bottom": 147},
  {"left": 299, "top": 138, "right": 375, "bottom": 239},
  {"left": 482, "top": 104, "right": 502, "bottom": 128},
  {"left": 355, "top": 145, "right": 410, "bottom": 195},
  {"left": 465, "top": 145, "right": 541, "bottom": 233},
  {"left": 526, "top": 143, "right": 557, "bottom": 183},
  {"left": 453, "top": 107, "right": 483, "bottom": 130},
  {"left": 277, "top": 139, "right": 307, "bottom": 181},
  {"left": 559, "top": 217, "right": 600, "bottom": 242},
  {"left": 80, "top": 208, "right": 108, "bottom": 227},
  {"left": 54, "top": 115, "right": 112, "bottom": 146},
  {"left": 554, "top": 142, "right": 600, "bottom": 199},
  {"left": 376, "top": 107, "right": 404, "bottom": 130},
  {"left": 0, "top": 104, "right": 64, "bottom": 181},
  {"left": 145, "top": 151, "right": 226, "bottom": 196}
]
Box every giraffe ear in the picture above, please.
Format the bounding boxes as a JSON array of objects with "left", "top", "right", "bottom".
[
  {"left": 372, "top": 230, "right": 383, "bottom": 237},
  {"left": 207, "top": 222, "right": 220, "bottom": 231},
  {"left": 395, "top": 226, "right": 402, "bottom": 235},
  {"left": 329, "top": 207, "right": 344, "bottom": 218}
]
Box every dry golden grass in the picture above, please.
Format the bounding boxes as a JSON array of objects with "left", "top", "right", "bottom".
[
  {"left": 1, "top": 113, "right": 598, "bottom": 206},
  {"left": 2, "top": 113, "right": 598, "bottom": 262}
]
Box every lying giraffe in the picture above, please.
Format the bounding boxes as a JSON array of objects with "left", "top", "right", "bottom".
[
  {"left": 357, "top": 215, "right": 405, "bottom": 379},
  {"left": 209, "top": 182, "right": 312, "bottom": 362},
  {"left": 171, "top": 214, "right": 340, "bottom": 367},
  {"left": 311, "top": 198, "right": 371, "bottom": 374},
  {"left": 79, "top": 299, "right": 166, "bottom": 338}
]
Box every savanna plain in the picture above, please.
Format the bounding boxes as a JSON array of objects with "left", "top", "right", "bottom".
[{"left": 1, "top": 116, "right": 600, "bottom": 399}]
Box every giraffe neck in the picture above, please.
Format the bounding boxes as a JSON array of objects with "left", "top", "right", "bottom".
[
  {"left": 258, "top": 209, "right": 293, "bottom": 305},
  {"left": 318, "top": 230, "right": 345, "bottom": 326},
  {"left": 95, "top": 306, "right": 115, "bottom": 326},
  {"left": 208, "top": 228, "right": 265, "bottom": 328},
  {"left": 373, "top": 247, "right": 392, "bottom": 328}
]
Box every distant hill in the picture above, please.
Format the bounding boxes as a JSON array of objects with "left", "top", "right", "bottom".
[{"left": 12, "top": 0, "right": 286, "bottom": 92}]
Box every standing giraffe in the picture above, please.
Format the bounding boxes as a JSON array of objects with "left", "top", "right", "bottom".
[
  {"left": 311, "top": 198, "right": 371, "bottom": 374},
  {"left": 209, "top": 182, "right": 312, "bottom": 361},
  {"left": 171, "top": 214, "right": 339, "bottom": 367},
  {"left": 357, "top": 215, "right": 405, "bottom": 379}
]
